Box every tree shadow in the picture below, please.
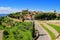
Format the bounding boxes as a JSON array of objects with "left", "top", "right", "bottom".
[{"left": 34, "top": 34, "right": 47, "bottom": 40}]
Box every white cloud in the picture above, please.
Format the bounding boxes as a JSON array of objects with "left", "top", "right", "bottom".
[{"left": 0, "top": 7, "right": 21, "bottom": 14}]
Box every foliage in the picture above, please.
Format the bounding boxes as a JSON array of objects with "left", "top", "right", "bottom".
[
  {"left": 35, "top": 12, "right": 57, "bottom": 20},
  {"left": 56, "top": 16, "right": 60, "bottom": 20},
  {"left": 0, "top": 25, "right": 4, "bottom": 30},
  {"left": 0, "top": 16, "right": 33, "bottom": 40},
  {"left": 2, "top": 22, "right": 33, "bottom": 40},
  {"left": 8, "top": 11, "right": 29, "bottom": 19},
  {"left": 1, "top": 17, "right": 20, "bottom": 27},
  {"left": 0, "top": 17, "right": 4, "bottom": 24},
  {"left": 8, "top": 12, "right": 21, "bottom": 19}
]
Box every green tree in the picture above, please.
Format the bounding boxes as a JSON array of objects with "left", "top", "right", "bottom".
[{"left": 35, "top": 12, "right": 57, "bottom": 20}]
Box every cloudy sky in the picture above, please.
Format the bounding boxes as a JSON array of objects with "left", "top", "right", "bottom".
[
  {"left": 0, "top": 0, "right": 60, "bottom": 14},
  {"left": 0, "top": 7, "right": 21, "bottom": 14}
]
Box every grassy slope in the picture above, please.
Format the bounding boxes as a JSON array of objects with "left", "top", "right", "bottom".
[
  {"left": 48, "top": 24, "right": 60, "bottom": 33},
  {"left": 0, "top": 13, "right": 33, "bottom": 40},
  {"left": 0, "top": 25, "right": 4, "bottom": 30},
  {"left": 2, "top": 22, "right": 33, "bottom": 40},
  {"left": 40, "top": 24, "right": 56, "bottom": 40}
]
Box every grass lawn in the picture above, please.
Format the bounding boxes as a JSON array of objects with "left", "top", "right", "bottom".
[
  {"left": 0, "top": 25, "right": 4, "bottom": 30},
  {"left": 40, "top": 24, "right": 56, "bottom": 40},
  {"left": 48, "top": 24, "right": 60, "bottom": 33},
  {"left": 2, "top": 22, "right": 33, "bottom": 40}
]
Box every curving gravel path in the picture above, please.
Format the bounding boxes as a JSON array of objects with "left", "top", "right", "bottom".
[
  {"left": 35, "top": 21, "right": 51, "bottom": 40},
  {"left": 41, "top": 21, "right": 60, "bottom": 40}
]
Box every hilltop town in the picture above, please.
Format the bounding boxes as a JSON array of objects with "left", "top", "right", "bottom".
[{"left": 0, "top": 10, "right": 60, "bottom": 40}]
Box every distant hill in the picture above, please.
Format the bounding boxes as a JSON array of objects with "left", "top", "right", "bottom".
[{"left": 0, "top": 14, "right": 8, "bottom": 17}]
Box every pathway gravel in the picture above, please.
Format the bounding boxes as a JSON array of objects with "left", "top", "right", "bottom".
[{"left": 35, "top": 21, "right": 51, "bottom": 40}]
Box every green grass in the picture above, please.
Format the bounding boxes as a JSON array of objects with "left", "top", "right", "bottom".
[
  {"left": 48, "top": 24, "right": 60, "bottom": 33},
  {"left": 3, "top": 22, "right": 33, "bottom": 40},
  {"left": 0, "top": 25, "right": 4, "bottom": 30},
  {"left": 40, "top": 24, "right": 56, "bottom": 40}
]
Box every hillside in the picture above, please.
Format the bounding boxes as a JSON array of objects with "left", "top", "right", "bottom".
[{"left": 0, "top": 12, "right": 33, "bottom": 40}]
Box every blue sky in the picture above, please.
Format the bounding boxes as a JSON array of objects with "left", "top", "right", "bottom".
[{"left": 0, "top": 0, "right": 60, "bottom": 14}]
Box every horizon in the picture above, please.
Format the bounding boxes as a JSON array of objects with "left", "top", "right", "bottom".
[{"left": 0, "top": 0, "right": 60, "bottom": 14}]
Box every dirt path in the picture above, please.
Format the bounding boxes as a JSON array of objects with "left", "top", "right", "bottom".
[
  {"left": 0, "top": 30, "right": 3, "bottom": 40},
  {"left": 35, "top": 21, "right": 51, "bottom": 40}
]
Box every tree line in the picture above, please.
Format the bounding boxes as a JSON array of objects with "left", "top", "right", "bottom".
[{"left": 35, "top": 12, "right": 60, "bottom": 20}]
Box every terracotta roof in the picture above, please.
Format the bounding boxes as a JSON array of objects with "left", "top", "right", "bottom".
[{"left": 25, "top": 14, "right": 31, "bottom": 19}]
